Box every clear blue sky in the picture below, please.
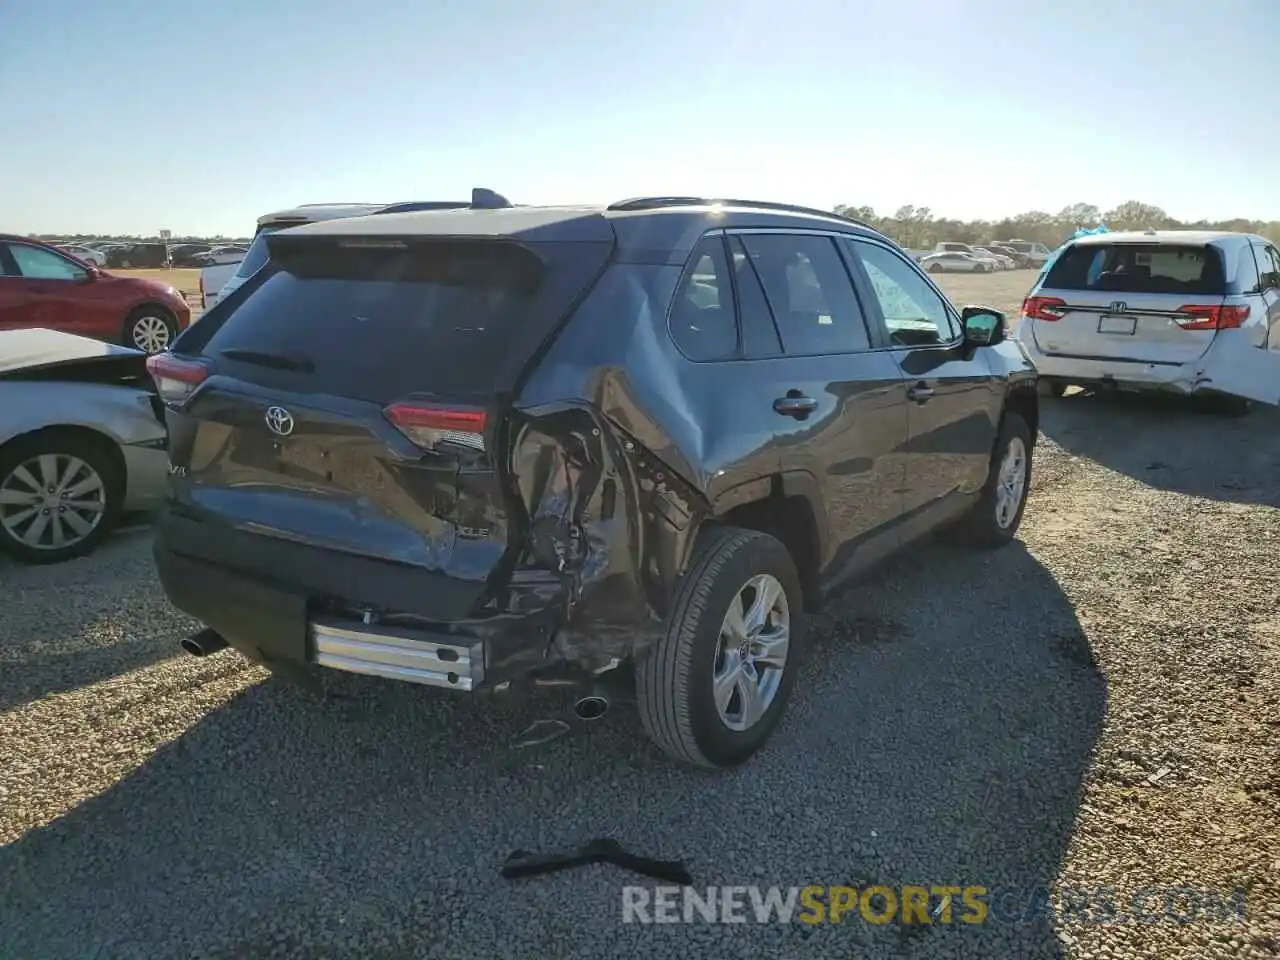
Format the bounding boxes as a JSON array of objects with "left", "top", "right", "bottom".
[{"left": 2, "top": 0, "right": 1276, "bottom": 236}]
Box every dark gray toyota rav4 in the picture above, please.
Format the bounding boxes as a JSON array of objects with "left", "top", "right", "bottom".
[{"left": 148, "top": 194, "right": 1038, "bottom": 767}]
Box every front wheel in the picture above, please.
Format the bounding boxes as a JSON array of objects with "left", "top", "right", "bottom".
[
  {"left": 0, "top": 430, "right": 124, "bottom": 564},
  {"left": 124, "top": 306, "right": 178, "bottom": 354},
  {"left": 637, "top": 527, "right": 803, "bottom": 768},
  {"left": 928, "top": 263, "right": 943, "bottom": 274},
  {"left": 953, "top": 412, "right": 1032, "bottom": 549}
]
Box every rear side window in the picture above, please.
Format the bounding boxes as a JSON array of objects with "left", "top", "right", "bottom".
[
  {"left": 195, "top": 237, "right": 606, "bottom": 403},
  {"left": 737, "top": 234, "right": 870, "bottom": 355},
  {"left": 1236, "top": 246, "right": 1262, "bottom": 294},
  {"left": 1042, "top": 243, "right": 1225, "bottom": 295},
  {"left": 669, "top": 236, "right": 739, "bottom": 361}
]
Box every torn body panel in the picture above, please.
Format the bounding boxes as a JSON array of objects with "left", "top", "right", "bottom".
[{"left": 496, "top": 401, "right": 707, "bottom": 679}]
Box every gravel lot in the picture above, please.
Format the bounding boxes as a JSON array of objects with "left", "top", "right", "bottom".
[{"left": 2, "top": 272, "right": 1278, "bottom": 959}]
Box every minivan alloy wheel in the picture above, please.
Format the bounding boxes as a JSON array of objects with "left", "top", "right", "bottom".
[
  {"left": 995, "top": 435, "right": 1027, "bottom": 529},
  {"left": 712, "top": 573, "right": 791, "bottom": 731},
  {"left": 131, "top": 314, "right": 173, "bottom": 354},
  {"left": 0, "top": 454, "right": 107, "bottom": 551}
]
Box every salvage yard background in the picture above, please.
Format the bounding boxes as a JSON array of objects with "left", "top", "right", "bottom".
[{"left": 1, "top": 270, "right": 1277, "bottom": 959}]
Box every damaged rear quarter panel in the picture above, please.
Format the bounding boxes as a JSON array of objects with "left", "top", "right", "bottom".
[{"left": 508, "top": 259, "right": 779, "bottom": 668}]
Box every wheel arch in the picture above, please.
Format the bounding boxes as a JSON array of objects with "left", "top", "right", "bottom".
[{"left": 0, "top": 424, "right": 127, "bottom": 491}]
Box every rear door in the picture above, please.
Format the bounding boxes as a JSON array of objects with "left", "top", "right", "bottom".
[
  {"left": 167, "top": 232, "right": 613, "bottom": 620},
  {"left": 1027, "top": 241, "right": 1232, "bottom": 367},
  {"left": 727, "top": 229, "right": 909, "bottom": 581},
  {"left": 843, "top": 237, "right": 1002, "bottom": 534}
]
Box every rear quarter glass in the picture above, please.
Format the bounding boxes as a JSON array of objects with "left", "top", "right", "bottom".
[{"left": 195, "top": 237, "right": 610, "bottom": 404}]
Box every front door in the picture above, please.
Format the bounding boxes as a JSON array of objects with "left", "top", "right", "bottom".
[
  {"left": 1, "top": 242, "right": 93, "bottom": 336},
  {"left": 842, "top": 237, "right": 1003, "bottom": 537}
]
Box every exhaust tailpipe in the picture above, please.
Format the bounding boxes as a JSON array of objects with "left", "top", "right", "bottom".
[
  {"left": 181, "top": 627, "right": 228, "bottom": 657},
  {"left": 572, "top": 692, "right": 610, "bottom": 721}
]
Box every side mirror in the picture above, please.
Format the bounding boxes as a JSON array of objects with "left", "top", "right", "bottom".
[
  {"left": 960, "top": 305, "right": 1005, "bottom": 347},
  {"left": 77, "top": 266, "right": 99, "bottom": 283}
]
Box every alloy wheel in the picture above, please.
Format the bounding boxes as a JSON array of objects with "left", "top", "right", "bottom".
[
  {"left": 712, "top": 573, "right": 791, "bottom": 732},
  {"left": 131, "top": 315, "right": 172, "bottom": 354},
  {"left": 0, "top": 454, "right": 107, "bottom": 552},
  {"left": 994, "top": 436, "right": 1028, "bottom": 529}
]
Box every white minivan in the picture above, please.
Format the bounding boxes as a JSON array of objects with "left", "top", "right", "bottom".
[{"left": 1018, "top": 230, "right": 1280, "bottom": 411}]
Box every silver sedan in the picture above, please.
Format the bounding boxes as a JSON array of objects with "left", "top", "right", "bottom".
[{"left": 0, "top": 329, "right": 168, "bottom": 564}]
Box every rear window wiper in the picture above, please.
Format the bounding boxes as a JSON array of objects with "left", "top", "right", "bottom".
[{"left": 218, "top": 348, "right": 315, "bottom": 373}]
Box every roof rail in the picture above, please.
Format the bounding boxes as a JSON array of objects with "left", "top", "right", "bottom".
[{"left": 606, "top": 196, "right": 870, "bottom": 228}]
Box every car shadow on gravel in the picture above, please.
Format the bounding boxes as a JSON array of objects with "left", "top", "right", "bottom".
[
  {"left": 1040, "top": 389, "right": 1280, "bottom": 507},
  {"left": 0, "top": 525, "right": 191, "bottom": 712},
  {"left": 0, "top": 539, "right": 1103, "bottom": 960}
]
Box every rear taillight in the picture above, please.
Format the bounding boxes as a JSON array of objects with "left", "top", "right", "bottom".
[
  {"left": 1022, "top": 296, "right": 1066, "bottom": 322},
  {"left": 384, "top": 403, "right": 487, "bottom": 453},
  {"left": 1174, "top": 304, "right": 1249, "bottom": 331},
  {"left": 146, "top": 354, "right": 209, "bottom": 405}
]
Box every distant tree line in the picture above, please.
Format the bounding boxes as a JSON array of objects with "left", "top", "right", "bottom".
[{"left": 832, "top": 200, "right": 1280, "bottom": 250}]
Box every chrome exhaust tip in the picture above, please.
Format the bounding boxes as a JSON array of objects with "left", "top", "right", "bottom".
[
  {"left": 180, "top": 627, "right": 228, "bottom": 657},
  {"left": 572, "top": 693, "right": 610, "bottom": 721}
]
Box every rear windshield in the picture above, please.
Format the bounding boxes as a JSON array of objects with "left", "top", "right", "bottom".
[
  {"left": 232, "top": 226, "right": 284, "bottom": 280},
  {"left": 195, "top": 237, "right": 605, "bottom": 402},
  {"left": 1043, "top": 243, "right": 1225, "bottom": 295}
]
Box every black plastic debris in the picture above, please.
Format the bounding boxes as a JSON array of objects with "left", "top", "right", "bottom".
[{"left": 502, "top": 838, "right": 693, "bottom": 885}]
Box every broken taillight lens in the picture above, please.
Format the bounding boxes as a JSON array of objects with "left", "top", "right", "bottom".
[
  {"left": 1022, "top": 296, "right": 1067, "bottom": 322},
  {"left": 1174, "top": 304, "right": 1249, "bottom": 331},
  {"left": 146, "top": 354, "right": 209, "bottom": 405},
  {"left": 384, "top": 402, "right": 487, "bottom": 452}
]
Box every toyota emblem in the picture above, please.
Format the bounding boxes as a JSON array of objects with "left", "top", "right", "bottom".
[{"left": 264, "top": 406, "right": 295, "bottom": 437}]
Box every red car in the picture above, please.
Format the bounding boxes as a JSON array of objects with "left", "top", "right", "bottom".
[{"left": 0, "top": 235, "right": 192, "bottom": 354}]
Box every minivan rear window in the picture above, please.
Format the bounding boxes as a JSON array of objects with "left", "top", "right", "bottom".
[
  {"left": 196, "top": 237, "right": 605, "bottom": 402},
  {"left": 1043, "top": 243, "right": 1225, "bottom": 295}
]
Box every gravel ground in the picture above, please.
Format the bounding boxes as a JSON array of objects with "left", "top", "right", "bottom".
[{"left": 3, "top": 366, "right": 1279, "bottom": 956}]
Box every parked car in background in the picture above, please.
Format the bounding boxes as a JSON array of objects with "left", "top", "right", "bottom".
[
  {"left": 973, "top": 246, "right": 1015, "bottom": 270},
  {"left": 1002, "top": 239, "right": 1053, "bottom": 267},
  {"left": 194, "top": 245, "right": 248, "bottom": 267},
  {"left": 168, "top": 243, "right": 213, "bottom": 267},
  {"left": 987, "top": 242, "right": 1029, "bottom": 267},
  {"left": 150, "top": 193, "right": 1038, "bottom": 768},
  {"left": 57, "top": 244, "right": 107, "bottom": 266},
  {"left": 0, "top": 328, "right": 168, "bottom": 563},
  {"left": 0, "top": 235, "right": 192, "bottom": 354},
  {"left": 1018, "top": 230, "right": 1280, "bottom": 412},
  {"left": 920, "top": 251, "right": 992, "bottom": 273},
  {"left": 935, "top": 241, "right": 1000, "bottom": 270},
  {"left": 104, "top": 243, "right": 169, "bottom": 269}
]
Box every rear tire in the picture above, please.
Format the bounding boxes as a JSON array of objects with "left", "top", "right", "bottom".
[
  {"left": 636, "top": 527, "right": 804, "bottom": 768},
  {"left": 0, "top": 430, "right": 124, "bottom": 565},
  {"left": 953, "top": 412, "right": 1033, "bottom": 549},
  {"left": 929, "top": 264, "right": 943, "bottom": 274}
]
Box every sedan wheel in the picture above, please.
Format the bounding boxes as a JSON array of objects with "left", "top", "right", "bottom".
[
  {"left": 0, "top": 434, "right": 123, "bottom": 564},
  {"left": 712, "top": 573, "right": 791, "bottom": 732},
  {"left": 127, "top": 310, "right": 177, "bottom": 354}
]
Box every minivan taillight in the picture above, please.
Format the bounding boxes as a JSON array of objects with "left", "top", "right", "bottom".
[
  {"left": 1022, "top": 296, "right": 1067, "bottom": 322},
  {"left": 384, "top": 403, "right": 487, "bottom": 453},
  {"left": 1174, "top": 304, "right": 1249, "bottom": 331},
  {"left": 146, "top": 354, "right": 209, "bottom": 405}
]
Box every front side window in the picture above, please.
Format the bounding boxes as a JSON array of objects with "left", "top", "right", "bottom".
[
  {"left": 736, "top": 233, "right": 870, "bottom": 356},
  {"left": 668, "top": 235, "right": 739, "bottom": 361},
  {"left": 7, "top": 243, "right": 87, "bottom": 281},
  {"left": 850, "top": 240, "right": 955, "bottom": 347}
]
